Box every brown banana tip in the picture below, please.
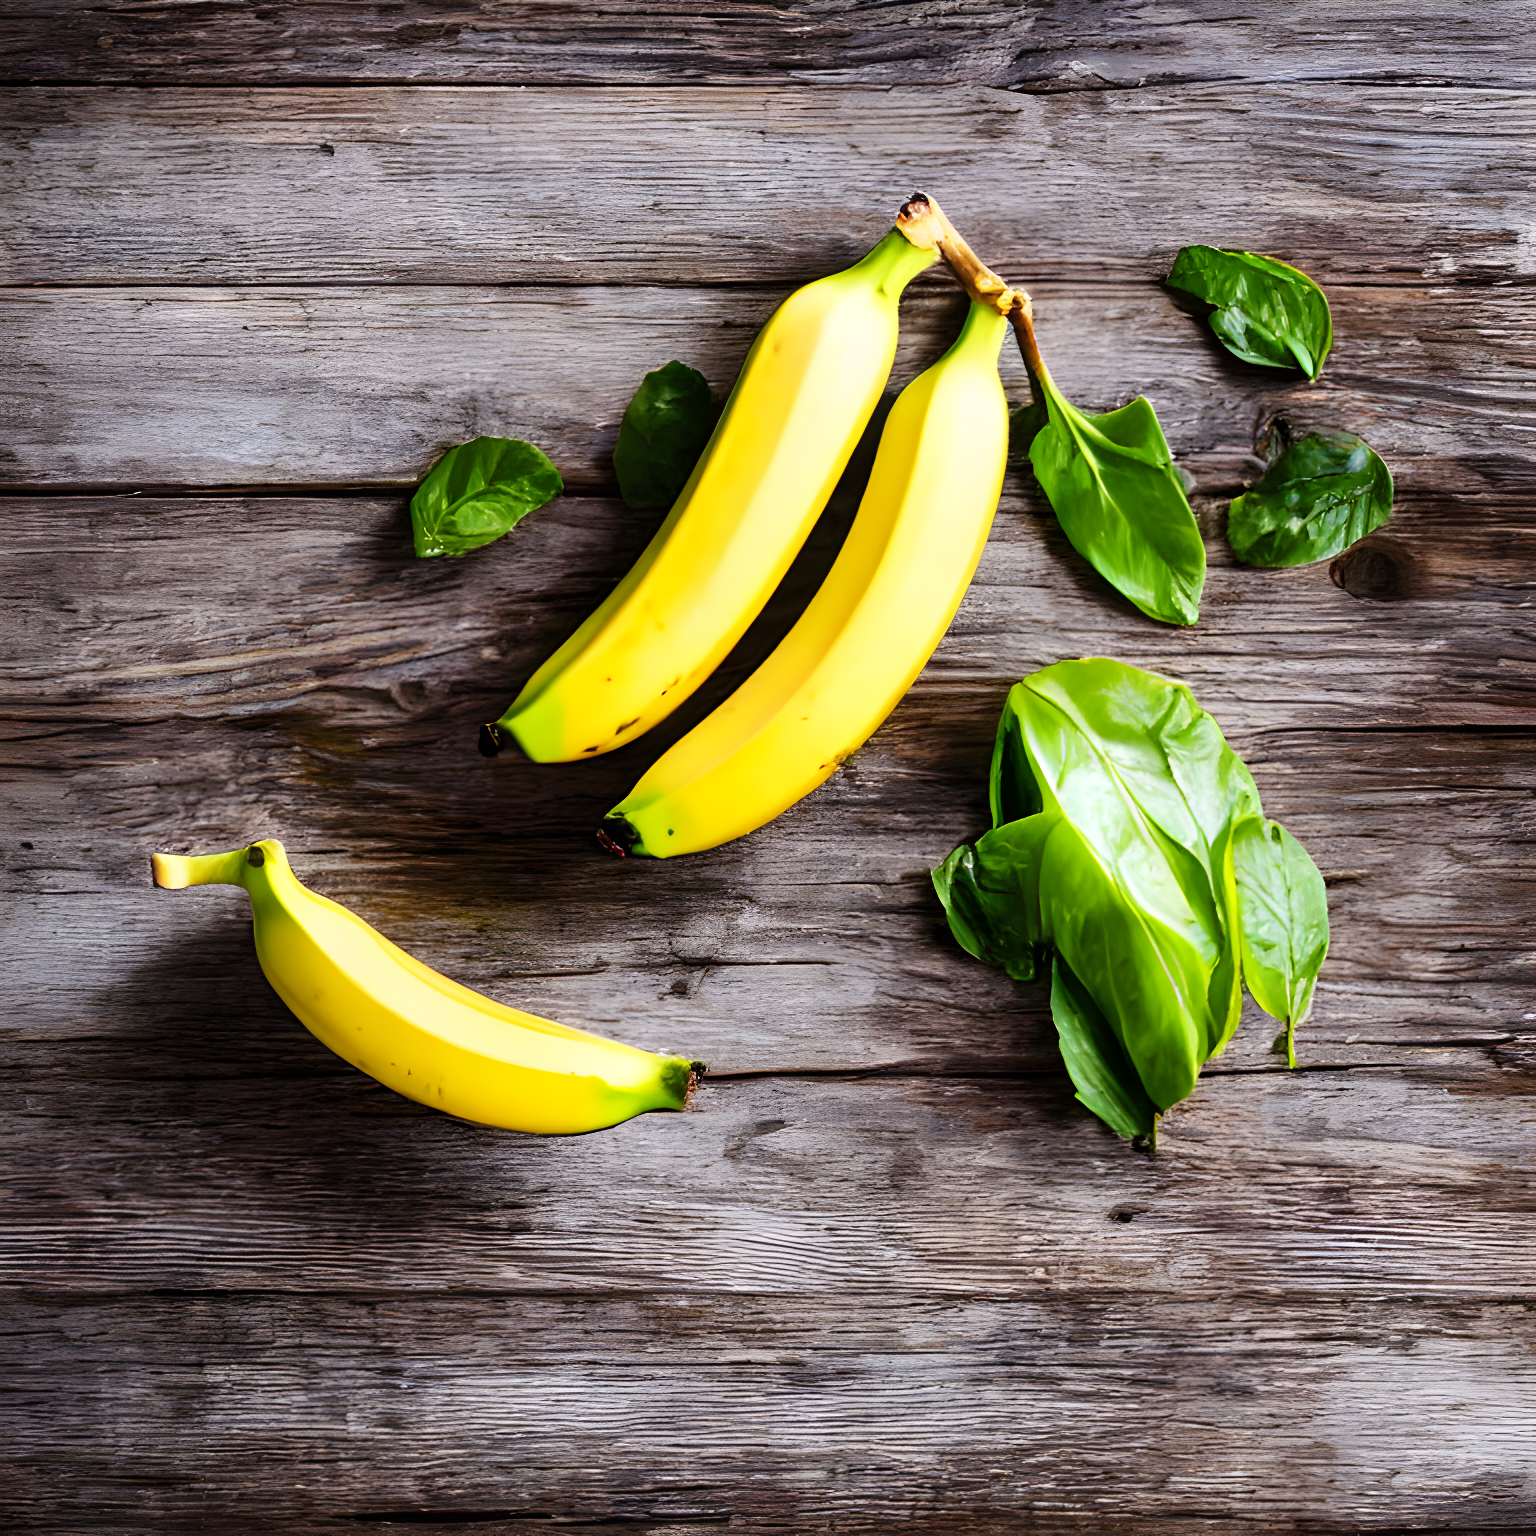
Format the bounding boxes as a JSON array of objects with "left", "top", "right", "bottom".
[
  {"left": 598, "top": 815, "right": 640, "bottom": 858},
  {"left": 477, "top": 722, "right": 504, "bottom": 758},
  {"left": 895, "top": 194, "right": 944, "bottom": 252}
]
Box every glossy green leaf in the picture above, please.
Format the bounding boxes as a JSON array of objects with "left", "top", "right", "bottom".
[
  {"left": 410, "top": 436, "right": 563, "bottom": 558},
  {"left": 1233, "top": 817, "right": 1330, "bottom": 1067},
  {"left": 936, "top": 657, "right": 1329, "bottom": 1136},
  {"left": 1013, "top": 660, "right": 1263, "bottom": 1063},
  {"left": 1050, "top": 956, "right": 1159, "bottom": 1141},
  {"left": 932, "top": 818, "right": 1052, "bottom": 983},
  {"left": 1166, "top": 245, "right": 1333, "bottom": 379},
  {"left": 612, "top": 360, "right": 715, "bottom": 510},
  {"left": 1228, "top": 431, "right": 1394, "bottom": 567},
  {"left": 1031, "top": 813, "right": 1209, "bottom": 1111},
  {"left": 1029, "top": 384, "right": 1206, "bottom": 627}
]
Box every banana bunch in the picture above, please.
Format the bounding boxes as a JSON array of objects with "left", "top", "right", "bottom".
[
  {"left": 481, "top": 224, "right": 939, "bottom": 763},
  {"left": 153, "top": 840, "right": 701, "bottom": 1134},
  {"left": 487, "top": 194, "right": 1021, "bottom": 860},
  {"left": 603, "top": 295, "right": 1010, "bottom": 856}
]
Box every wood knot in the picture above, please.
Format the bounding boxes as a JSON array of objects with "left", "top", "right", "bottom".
[{"left": 1330, "top": 535, "right": 1417, "bottom": 601}]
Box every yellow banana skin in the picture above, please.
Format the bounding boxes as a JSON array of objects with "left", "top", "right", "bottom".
[
  {"left": 603, "top": 298, "right": 1010, "bottom": 858},
  {"left": 483, "top": 227, "right": 938, "bottom": 764},
  {"left": 152, "top": 840, "right": 700, "bottom": 1133}
]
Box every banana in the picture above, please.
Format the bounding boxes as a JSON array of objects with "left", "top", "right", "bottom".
[
  {"left": 600, "top": 296, "right": 1010, "bottom": 858},
  {"left": 152, "top": 839, "right": 701, "bottom": 1133},
  {"left": 480, "top": 221, "right": 938, "bottom": 764}
]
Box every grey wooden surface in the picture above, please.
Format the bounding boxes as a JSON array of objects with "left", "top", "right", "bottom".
[{"left": 3, "top": 8, "right": 1536, "bottom": 1534}]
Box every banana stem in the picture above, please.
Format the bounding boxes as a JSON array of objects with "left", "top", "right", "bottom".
[
  {"left": 152, "top": 846, "right": 256, "bottom": 889},
  {"left": 1008, "top": 292, "right": 1053, "bottom": 403},
  {"left": 896, "top": 193, "right": 1020, "bottom": 316},
  {"left": 895, "top": 193, "right": 1054, "bottom": 406}
]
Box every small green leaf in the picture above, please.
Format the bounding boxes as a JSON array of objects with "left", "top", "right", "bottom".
[
  {"left": 1050, "top": 956, "right": 1160, "bottom": 1140},
  {"left": 1233, "top": 817, "right": 1330, "bottom": 1067},
  {"left": 932, "top": 820, "right": 1053, "bottom": 984},
  {"left": 932, "top": 843, "right": 1027, "bottom": 979},
  {"left": 410, "top": 436, "right": 563, "bottom": 558},
  {"left": 1029, "top": 386, "right": 1206, "bottom": 626},
  {"left": 1228, "top": 431, "right": 1393, "bottom": 567},
  {"left": 1166, "top": 245, "right": 1333, "bottom": 379},
  {"left": 613, "top": 360, "right": 716, "bottom": 510}
]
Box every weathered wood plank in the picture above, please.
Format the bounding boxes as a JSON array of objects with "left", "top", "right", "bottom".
[
  {"left": 4, "top": 84, "right": 1532, "bottom": 285},
  {"left": 3, "top": 281, "right": 1530, "bottom": 491},
  {"left": 6, "top": 1283, "right": 1536, "bottom": 1532},
  {"left": 3, "top": 1, "right": 1532, "bottom": 90},
  {"left": 6, "top": 1068, "right": 1536, "bottom": 1301}
]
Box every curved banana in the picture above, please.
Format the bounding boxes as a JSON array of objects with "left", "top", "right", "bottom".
[
  {"left": 152, "top": 840, "right": 701, "bottom": 1133},
  {"left": 601, "top": 297, "right": 1010, "bottom": 858},
  {"left": 481, "top": 223, "right": 937, "bottom": 764}
]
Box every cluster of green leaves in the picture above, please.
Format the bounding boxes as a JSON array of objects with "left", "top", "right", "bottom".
[
  {"left": 410, "top": 436, "right": 563, "bottom": 558},
  {"left": 1229, "top": 430, "right": 1394, "bottom": 567},
  {"left": 612, "top": 360, "right": 716, "bottom": 510},
  {"left": 933, "top": 659, "right": 1329, "bottom": 1139},
  {"left": 1162, "top": 247, "right": 1394, "bottom": 568},
  {"left": 1165, "top": 246, "right": 1334, "bottom": 379}
]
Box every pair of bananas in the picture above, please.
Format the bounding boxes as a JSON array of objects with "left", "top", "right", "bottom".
[
  {"left": 482, "top": 194, "right": 1018, "bottom": 859},
  {"left": 156, "top": 198, "right": 1019, "bottom": 1135}
]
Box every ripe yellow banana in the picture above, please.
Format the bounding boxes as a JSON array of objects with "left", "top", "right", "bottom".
[
  {"left": 152, "top": 840, "right": 701, "bottom": 1133},
  {"left": 600, "top": 296, "right": 1010, "bottom": 858},
  {"left": 480, "top": 222, "right": 938, "bottom": 764}
]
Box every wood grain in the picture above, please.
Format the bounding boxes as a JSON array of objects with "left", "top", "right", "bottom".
[
  {"left": 4, "top": 29, "right": 1536, "bottom": 1533},
  {"left": 5, "top": 1068, "right": 1536, "bottom": 1531},
  {"left": 5, "top": 1, "right": 1533, "bottom": 90},
  {"left": 3, "top": 280, "right": 1531, "bottom": 492},
  {"left": 4, "top": 84, "right": 1532, "bottom": 286}
]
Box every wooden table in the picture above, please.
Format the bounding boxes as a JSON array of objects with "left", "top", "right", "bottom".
[{"left": 4, "top": 8, "right": 1534, "bottom": 1532}]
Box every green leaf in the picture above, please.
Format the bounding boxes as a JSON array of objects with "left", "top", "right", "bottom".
[
  {"left": 932, "top": 821, "right": 1053, "bottom": 983},
  {"left": 1029, "top": 385, "right": 1206, "bottom": 626},
  {"left": 1031, "top": 813, "right": 1210, "bottom": 1111},
  {"left": 410, "top": 436, "right": 563, "bottom": 559},
  {"left": 1228, "top": 431, "right": 1394, "bottom": 567},
  {"left": 1013, "top": 658, "right": 1264, "bottom": 1063},
  {"left": 940, "top": 657, "right": 1328, "bottom": 1126},
  {"left": 1166, "top": 245, "right": 1334, "bottom": 379},
  {"left": 1050, "top": 956, "right": 1160, "bottom": 1140},
  {"left": 612, "top": 360, "right": 716, "bottom": 510},
  {"left": 1232, "top": 817, "right": 1330, "bottom": 1067}
]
